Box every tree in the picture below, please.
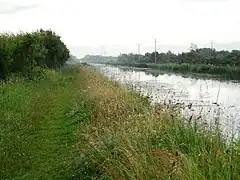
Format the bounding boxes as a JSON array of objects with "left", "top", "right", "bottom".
[{"left": 189, "top": 43, "right": 198, "bottom": 52}]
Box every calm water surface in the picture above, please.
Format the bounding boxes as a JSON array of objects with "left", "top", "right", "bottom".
[{"left": 92, "top": 63, "right": 240, "bottom": 139}]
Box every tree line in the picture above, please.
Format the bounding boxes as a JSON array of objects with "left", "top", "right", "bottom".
[
  {"left": 118, "top": 44, "right": 240, "bottom": 67},
  {"left": 0, "top": 29, "right": 70, "bottom": 81},
  {"left": 81, "top": 55, "right": 118, "bottom": 64}
]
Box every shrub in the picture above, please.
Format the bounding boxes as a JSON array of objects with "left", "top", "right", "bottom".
[{"left": 0, "top": 29, "right": 70, "bottom": 80}]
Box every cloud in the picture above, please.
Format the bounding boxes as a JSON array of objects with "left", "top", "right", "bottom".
[{"left": 0, "top": 2, "right": 38, "bottom": 14}]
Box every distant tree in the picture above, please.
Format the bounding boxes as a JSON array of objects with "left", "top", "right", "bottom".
[
  {"left": 189, "top": 43, "right": 198, "bottom": 52},
  {"left": 116, "top": 44, "right": 240, "bottom": 68}
]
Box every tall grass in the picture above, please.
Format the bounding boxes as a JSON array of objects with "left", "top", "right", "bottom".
[
  {"left": 73, "top": 67, "right": 240, "bottom": 179},
  {"left": 1, "top": 65, "right": 240, "bottom": 179}
]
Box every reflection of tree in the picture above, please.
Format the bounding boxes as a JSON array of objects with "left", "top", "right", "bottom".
[
  {"left": 152, "top": 73, "right": 159, "bottom": 77},
  {"left": 145, "top": 71, "right": 159, "bottom": 77},
  {"left": 120, "top": 68, "right": 134, "bottom": 73}
]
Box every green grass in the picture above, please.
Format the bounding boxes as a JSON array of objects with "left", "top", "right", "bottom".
[
  {"left": 1, "top": 65, "right": 240, "bottom": 179},
  {"left": 0, "top": 66, "right": 91, "bottom": 179}
]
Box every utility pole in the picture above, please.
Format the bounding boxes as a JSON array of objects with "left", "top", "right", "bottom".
[
  {"left": 155, "top": 38, "right": 157, "bottom": 64},
  {"left": 211, "top": 41, "right": 214, "bottom": 50},
  {"left": 137, "top": 43, "right": 141, "bottom": 61},
  {"left": 211, "top": 40, "right": 214, "bottom": 56}
]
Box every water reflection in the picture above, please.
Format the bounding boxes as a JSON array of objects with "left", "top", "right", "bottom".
[{"left": 92, "top": 63, "right": 240, "bottom": 139}]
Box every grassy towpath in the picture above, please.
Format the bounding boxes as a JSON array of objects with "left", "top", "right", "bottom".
[{"left": 0, "top": 67, "right": 90, "bottom": 179}]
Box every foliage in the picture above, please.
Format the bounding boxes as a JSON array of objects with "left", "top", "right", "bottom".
[
  {"left": 81, "top": 55, "right": 118, "bottom": 64},
  {"left": 116, "top": 47, "right": 240, "bottom": 78},
  {"left": 0, "top": 29, "right": 70, "bottom": 80},
  {"left": 118, "top": 48, "right": 240, "bottom": 66}
]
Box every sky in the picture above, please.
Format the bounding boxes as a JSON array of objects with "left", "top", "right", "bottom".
[{"left": 0, "top": 0, "right": 240, "bottom": 57}]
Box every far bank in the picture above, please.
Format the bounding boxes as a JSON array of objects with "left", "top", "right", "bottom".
[{"left": 105, "top": 61, "right": 240, "bottom": 80}]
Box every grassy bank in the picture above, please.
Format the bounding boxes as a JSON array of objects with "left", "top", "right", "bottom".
[
  {"left": 108, "top": 62, "right": 240, "bottom": 80},
  {"left": 1, "top": 65, "right": 240, "bottom": 179},
  {"left": 0, "top": 66, "right": 89, "bottom": 179}
]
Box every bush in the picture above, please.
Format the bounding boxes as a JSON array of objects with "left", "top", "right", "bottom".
[{"left": 0, "top": 29, "right": 70, "bottom": 80}]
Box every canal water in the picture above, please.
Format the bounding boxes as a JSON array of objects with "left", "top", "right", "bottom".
[{"left": 92, "top": 63, "right": 240, "bottom": 139}]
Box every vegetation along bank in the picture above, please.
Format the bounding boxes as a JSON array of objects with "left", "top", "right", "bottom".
[
  {"left": 0, "top": 30, "right": 240, "bottom": 179},
  {"left": 103, "top": 46, "right": 240, "bottom": 80}
]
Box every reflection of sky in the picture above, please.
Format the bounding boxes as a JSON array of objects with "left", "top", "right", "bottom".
[{"left": 95, "top": 64, "right": 240, "bottom": 138}]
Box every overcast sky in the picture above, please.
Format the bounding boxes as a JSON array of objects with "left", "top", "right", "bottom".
[{"left": 0, "top": 0, "right": 240, "bottom": 57}]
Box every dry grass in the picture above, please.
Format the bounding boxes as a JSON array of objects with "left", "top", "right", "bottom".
[
  {"left": 75, "top": 66, "right": 184, "bottom": 179},
  {"left": 80, "top": 67, "right": 136, "bottom": 120},
  {"left": 72, "top": 66, "right": 240, "bottom": 180}
]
